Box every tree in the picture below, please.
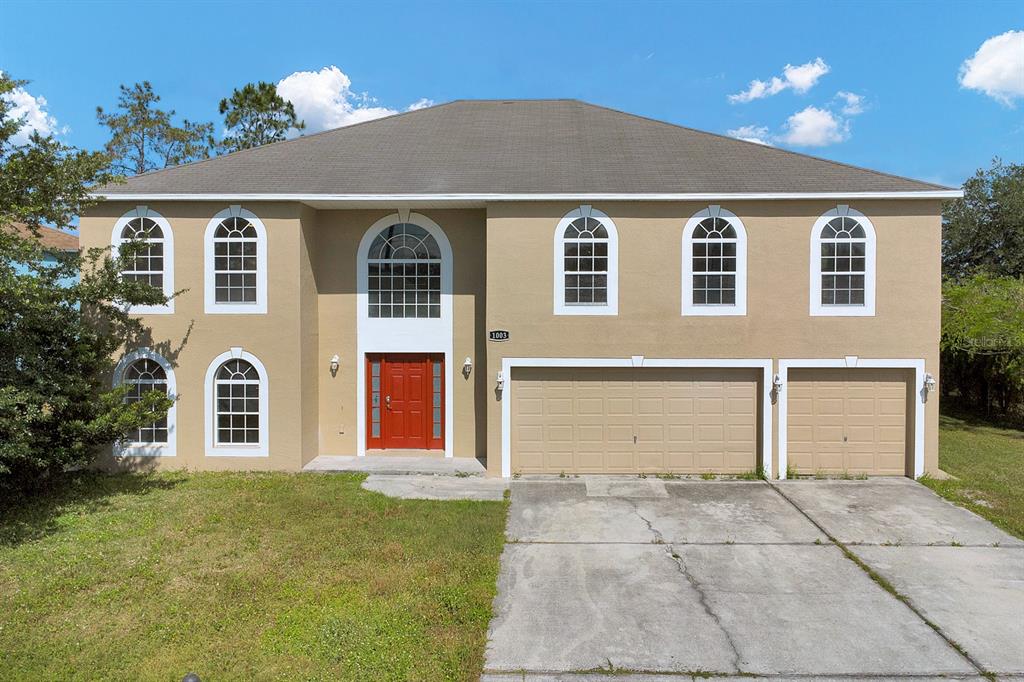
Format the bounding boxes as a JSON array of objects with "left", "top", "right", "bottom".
[
  {"left": 1, "top": 73, "right": 173, "bottom": 494},
  {"left": 219, "top": 81, "right": 304, "bottom": 152},
  {"left": 942, "top": 159, "right": 1024, "bottom": 280},
  {"left": 96, "top": 82, "right": 215, "bottom": 175}
]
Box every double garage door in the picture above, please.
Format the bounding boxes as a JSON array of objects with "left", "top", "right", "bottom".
[
  {"left": 510, "top": 366, "right": 912, "bottom": 476},
  {"left": 511, "top": 367, "right": 759, "bottom": 474}
]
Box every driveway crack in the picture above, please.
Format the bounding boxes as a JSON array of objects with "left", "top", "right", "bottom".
[{"left": 630, "top": 501, "right": 744, "bottom": 674}]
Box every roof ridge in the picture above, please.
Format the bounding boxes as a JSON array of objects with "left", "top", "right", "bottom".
[{"left": 574, "top": 100, "right": 953, "bottom": 191}]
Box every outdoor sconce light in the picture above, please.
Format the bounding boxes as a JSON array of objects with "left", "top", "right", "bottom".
[
  {"left": 496, "top": 371, "right": 505, "bottom": 391},
  {"left": 329, "top": 354, "right": 340, "bottom": 377},
  {"left": 923, "top": 372, "right": 936, "bottom": 401},
  {"left": 462, "top": 357, "right": 473, "bottom": 378},
  {"left": 770, "top": 373, "right": 783, "bottom": 404}
]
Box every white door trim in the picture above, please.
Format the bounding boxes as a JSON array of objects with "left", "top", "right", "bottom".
[
  {"left": 500, "top": 357, "right": 773, "bottom": 478},
  {"left": 777, "top": 357, "right": 926, "bottom": 479},
  {"left": 355, "top": 212, "right": 454, "bottom": 458}
]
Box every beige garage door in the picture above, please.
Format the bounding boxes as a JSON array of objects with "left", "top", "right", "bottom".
[
  {"left": 511, "top": 367, "right": 759, "bottom": 474},
  {"left": 787, "top": 368, "right": 910, "bottom": 476}
]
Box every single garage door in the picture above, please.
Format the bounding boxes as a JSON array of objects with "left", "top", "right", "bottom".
[
  {"left": 511, "top": 367, "right": 759, "bottom": 474},
  {"left": 787, "top": 368, "right": 910, "bottom": 476}
]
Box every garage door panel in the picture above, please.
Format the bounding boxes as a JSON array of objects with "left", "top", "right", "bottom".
[
  {"left": 511, "top": 367, "right": 759, "bottom": 474},
  {"left": 787, "top": 368, "right": 909, "bottom": 476}
]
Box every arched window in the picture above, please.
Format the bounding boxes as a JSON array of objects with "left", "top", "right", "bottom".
[
  {"left": 554, "top": 206, "right": 618, "bottom": 315},
  {"left": 810, "top": 206, "right": 876, "bottom": 316},
  {"left": 204, "top": 349, "right": 269, "bottom": 456},
  {"left": 204, "top": 206, "right": 267, "bottom": 314},
  {"left": 113, "top": 349, "right": 176, "bottom": 456},
  {"left": 111, "top": 207, "right": 174, "bottom": 314},
  {"left": 682, "top": 206, "right": 747, "bottom": 316},
  {"left": 366, "top": 223, "right": 442, "bottom": 318},
  {"left": 215, "top": 360, "right": 261, "bottom": 445}
]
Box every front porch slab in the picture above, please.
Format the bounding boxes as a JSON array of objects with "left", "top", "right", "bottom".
[{"left": 302, "top": 454, "right": 486, "bottom": 476}]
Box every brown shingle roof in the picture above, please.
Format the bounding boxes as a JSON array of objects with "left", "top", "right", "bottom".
[
  {"left": 10, "top": 223, "right": 79, "bottom": 251},
  {"left": 96, "top": 99, "right": 950, "bottom": 196}
]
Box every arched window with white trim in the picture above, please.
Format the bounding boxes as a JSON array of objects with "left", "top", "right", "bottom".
[
  {"left": 682, "top": 206, "right": 747, "bottom": 316},
  {"left": 366, "top": 223, "right": 442, "bottom": 318},
  {"left": 204, "top": 206, "right": 268, "bottom": 314},
  {"left": 113, "top": 349, "right": 176, "bottom": 456},
  {"left": 204, "top": 348, "right": 269, "bottom": 456},
  {"left": 554, "top": 206, "right": 618, "bottom": 315},
  {"left": 810, "top": 206, "right": 876, "bottom": 316},
  {"left": 111, "top": 206, "right": 174, "bottom": 314}
]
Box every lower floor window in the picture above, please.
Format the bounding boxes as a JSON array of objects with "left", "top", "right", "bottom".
[
  {"left": 123, "top": 358, "right": 168, "bottom": 444},
  {"left": 215, "top": 359, "right": 261, "bottom": 444}
]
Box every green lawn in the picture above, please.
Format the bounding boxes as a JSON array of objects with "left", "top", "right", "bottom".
[
  {"left": 0, "top": 472, "right": 508, "bottom": 681},
  {"left": 923, "top": 412, "right": 1024, "bottom": 540}
]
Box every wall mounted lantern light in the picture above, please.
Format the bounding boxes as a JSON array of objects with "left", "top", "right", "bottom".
[
  {"left": 923, "top": 372, "right": 936, "bottom": 401},
  {"left": 329, "top": 354, "right": 340, "bottom": 377},
  {"left": 770, "top": 373, "right": 783, "bottom": 404},
  {"left": 462, "top": 357, "right": 473, "bottom": 378},
  {"left": 495, "top": 371, "right": 505, "bottom": 391}
]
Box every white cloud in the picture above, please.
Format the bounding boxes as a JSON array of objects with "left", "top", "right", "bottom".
[
  {"left": 835, "top": 90, "right": 866, "bottom": 116},
  {"left": 406, "top": 98, "right": 435, "bottom": 111},
  {"left": 729, "top": 58, "right": 830, "bottom": 103},
  {"left": 276, "top": 65, "right": 429, "bottom": 134},
  {"left": 779, "top": 106, "right": 849, "bottom": 146},
  {"left": 726, "top": 125, "right": 772, "bottom": 145},
  {"left": 1, "top": 81, "right": 65, "bottom": 144},
  {"left": 958, "top": 30, "right": 1024, "bottom": 106}
]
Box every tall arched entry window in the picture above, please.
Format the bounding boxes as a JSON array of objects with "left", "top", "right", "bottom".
[{"left": 356, "top": 213, "right": 454, "bottom": 458}]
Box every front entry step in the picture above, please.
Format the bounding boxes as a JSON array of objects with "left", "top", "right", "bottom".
[{"left": 303, "top": 455, "right": 485, "bottom": 476}]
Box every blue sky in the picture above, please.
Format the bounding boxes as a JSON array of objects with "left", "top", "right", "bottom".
[{"left": 2, "top": 0, "right": 1021, "bottom": 188}]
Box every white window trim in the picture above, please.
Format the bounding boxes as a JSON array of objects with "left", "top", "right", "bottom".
[
  {"left": 204, "top": 347, "right": 269, "bottom": 457},
  {"left": 681, "top": 205, "right": 748, "bottom": 316},
  {"left": 553, "top": 205, "right": 619, "bottom": 316},
  {"left": 355, "top": 212, "right": 455, "bottom": 458},
  {"left": 776, "top": 357, "right": 926, "bottom": 479},
  {"left": 112, "top": 348, "right": 177, "bottom": 457},
  {"left": 809, "top": 205, "right": 876, "bottom": 317},
  {"left": 204, "top": 205, "right": 268, "bottom": 314},
  {"left": 499, "top": 357, "right": 773, "bottom": 479},
  {"left": 110, "top": 206, "right": 174, "bottom": 315}
]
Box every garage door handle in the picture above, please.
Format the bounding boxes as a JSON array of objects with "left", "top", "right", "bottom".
[{"left": 633, "top": 435, "right": 637, "bottom": 444}]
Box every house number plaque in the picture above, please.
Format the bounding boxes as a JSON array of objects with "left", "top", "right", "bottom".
[{"left": 488, "top": 330, "right": 510, "bottom": 342}]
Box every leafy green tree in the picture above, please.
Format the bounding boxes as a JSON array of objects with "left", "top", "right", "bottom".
[
  {"left": 219, "top": 81, "right": 304, "bottom": 152},
  {"left": 941, "top": 274, "right": 1024, "bottom": 418},
  {"left": 96, "top": 81, "right": 215, "bottom": 175},
  {"left": 1, "top": 73, "right": 173, "bottom": 494},
  {"left": 942, "top": 159, "right": 1024, "bottom": 279}
]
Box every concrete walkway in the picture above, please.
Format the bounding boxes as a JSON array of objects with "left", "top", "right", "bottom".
[
  {"left": 302, "top": 454, "right": 486, "bottom": 476},
  {"left": 484, "top": 478, "right": 1024, "bottom": 680},
  {"left": 361, "top": 474, "right": 508, "bottom": 501}
]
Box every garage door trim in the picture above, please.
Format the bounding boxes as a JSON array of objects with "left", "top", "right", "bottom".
[
  {"left": 777, "top": 358, "right": 926, "bottom": 480},
  {"left": 500, "top": 357, "right": 773, "bottom": 478}
]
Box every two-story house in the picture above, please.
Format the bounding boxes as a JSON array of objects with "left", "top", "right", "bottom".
[{"left": 81, "top": 100, "right": 958, "bottom": 478}]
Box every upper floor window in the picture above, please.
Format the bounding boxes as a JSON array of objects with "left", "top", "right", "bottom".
[
  {"left": 554, "top": 206, "right": 618, "bottom": 315},
  {"left": 810, "top": 206, "right": 876, "bottom": 316},
  {"left": 111, "top": 206, "right": 174, "bottom": 314},
  {"left": 204, "top": 348, "right": 269, "bottom": 456},
  {"left": 367, "top": 223, "right": 441, "bottom": 318},
  {"left": 204, "top": 206, "right": 267, "bottom": 314},
  {"left": 113, "top": 348, "right": 176, "bottom": 456},
  {"left": 682, "top": 206, "right": 747, "bottom": 316}
]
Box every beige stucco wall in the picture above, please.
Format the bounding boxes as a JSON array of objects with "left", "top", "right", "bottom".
[
  {"left": 312, "top": 209, "right": 487, "bottom": 459},
  {"left": 80, "top": 198, "right": 941, "bottom": 477},
  {"left": 484, "top": 200, "right": 943, "bottom": 477},
  {"left": 80, "top": 201, "right": 322, "bottom": 472}
]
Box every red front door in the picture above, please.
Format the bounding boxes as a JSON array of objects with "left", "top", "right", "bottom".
[{"left": 367, "top": 354, "right": 444, "bottom": 450}]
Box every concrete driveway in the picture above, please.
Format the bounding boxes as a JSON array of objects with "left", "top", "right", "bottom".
[{"left": 483, "top": 478, "right": 1023, "bottom": 681}]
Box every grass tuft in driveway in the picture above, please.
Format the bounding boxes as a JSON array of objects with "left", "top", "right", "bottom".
[{"left": 0, "top": 471, "right": 508, "bottom": 681}]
